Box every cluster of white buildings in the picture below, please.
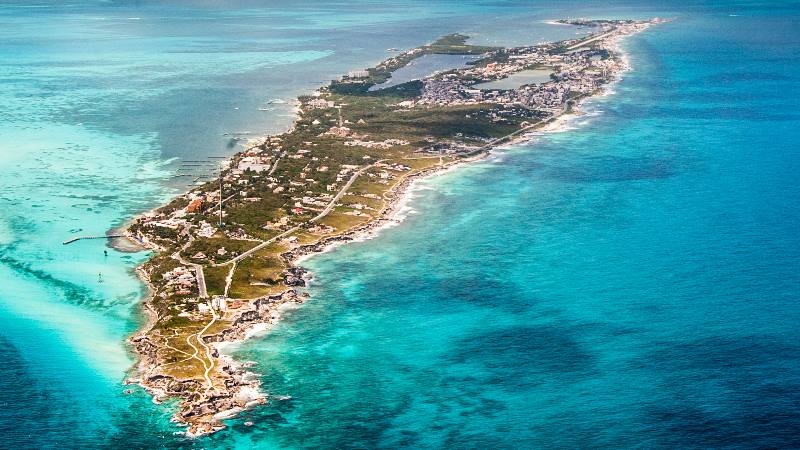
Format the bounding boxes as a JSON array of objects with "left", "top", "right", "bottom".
[
  {"left": 343, "top": 138, "right": 410, "bottom": 149},
  {"left": 335, "top": 164, "right": 361, "bottom": 184},
  {"left": 346, "top": 69, "right": 370, "bottom": 78},
  {"left": 198, "top": 296, "right": 229, "bottom": 315},
  {"left": 234, "top": 156, "right": 271, "bottom": 174},
  {"left": 305, "top": 98, "right": 335, "bottom": 109},
  {"left": 375, "top": 161, "right": 412, "bottom": 172},
  {"left": 414, "top": 30, "right": 628, "bottom": 111}
]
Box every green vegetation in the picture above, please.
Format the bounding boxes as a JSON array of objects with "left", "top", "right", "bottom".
[
  {"left": 425, "top": 33, "right": 498, "bottom": 55},
  {"left": 355, "top": 104, "right": 522, "bottom": 142},
  {"left": 228, "top": 247, "right": 287, "bottom": 299},
  {"left": 183, "top": 236, "right": 260, "bottom": 264},
  {"left": 133, "top": 33, "right": 549, "bottom": 388},
  {"left": 203, "top": 265, "right": 229, "bottom": 297}
]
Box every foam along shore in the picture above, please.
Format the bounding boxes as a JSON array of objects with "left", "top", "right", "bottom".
[{"left": 125, "top": 18, "right": 666, "bottom": 436}]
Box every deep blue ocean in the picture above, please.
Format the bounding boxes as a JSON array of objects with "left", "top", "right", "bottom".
[{"left": 1, "top": 1, "right": 798, "bottom": 448}]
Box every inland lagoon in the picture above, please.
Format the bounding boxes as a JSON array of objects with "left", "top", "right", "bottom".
[{"left": 368, "top": 53, "right": 481, "bottom": 91}]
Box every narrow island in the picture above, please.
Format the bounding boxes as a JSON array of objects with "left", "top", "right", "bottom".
[{"left": 124, "top": 18, "right": 665, "bottom": 436}]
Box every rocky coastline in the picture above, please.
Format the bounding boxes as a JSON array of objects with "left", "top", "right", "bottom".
[{"left": 128, "top": 288, "right": 305, "bottom": 436}]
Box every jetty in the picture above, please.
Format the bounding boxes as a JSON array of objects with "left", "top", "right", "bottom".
[{"left": 62, "top": 234, "right": 124, "bottom": 245}]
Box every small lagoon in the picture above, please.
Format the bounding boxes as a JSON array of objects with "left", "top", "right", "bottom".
[{"left": 369, "top": 53, "right": 479, "bottom": 91}]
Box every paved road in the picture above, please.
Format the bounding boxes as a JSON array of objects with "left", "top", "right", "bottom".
[
  {"left": 567, "top": 30, "right": 615, "bottom": 50},
  {"left": 193, "top": 264, "right": 208, "bottom": 298},
  {"left": 267, "top": 154, "right": 283, "bottom": 176},
  {"left": 311, "top": 163, "right": 375, "bottom": 222},
  {"left": 225, "top": 227, "right": 298, "bottom": 265},
  {"left": 224, "top": 163, "right": 376, "bottom": 265},
  {"left": 172, "top": 238, "right": 209, "bottom": 298}
]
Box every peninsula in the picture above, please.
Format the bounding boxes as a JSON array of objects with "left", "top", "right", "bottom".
[{"left": 125, "top": 18, "right": 664, "bottom": 436}]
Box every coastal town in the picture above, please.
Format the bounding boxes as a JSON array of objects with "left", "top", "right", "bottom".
[{"left": 124, "top": 18, "right": 664, "bottom": 436}]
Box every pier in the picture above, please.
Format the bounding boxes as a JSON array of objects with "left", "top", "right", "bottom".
[{"left": 62, "top": 234, "right": 124, "bottom": 245}]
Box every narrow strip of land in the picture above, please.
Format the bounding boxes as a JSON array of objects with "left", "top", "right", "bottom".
[
  {"left": 567, "top": 30, "right": 615, "bottom": 50},
  {"left": 125, "top": 19, "right": 662, "bottom": 436}
]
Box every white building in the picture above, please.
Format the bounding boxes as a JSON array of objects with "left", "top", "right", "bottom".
[
  {"left": 211, "top": 296, "right": 228, "bottom": 312},
  {"left": 347, "top": 69, "right": 369, "bottom": 78}
]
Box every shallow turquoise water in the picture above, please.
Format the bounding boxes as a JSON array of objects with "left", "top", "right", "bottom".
[
  {"left": 224, "top": 4, "right": 800, "bottom": 449},
  {"left": 1, "top": 1, "right": 799, "bottom": 448}
]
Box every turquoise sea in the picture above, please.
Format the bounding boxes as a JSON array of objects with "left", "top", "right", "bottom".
[{"left": 1, "top": 1, "right": 798, "bottom": 448}]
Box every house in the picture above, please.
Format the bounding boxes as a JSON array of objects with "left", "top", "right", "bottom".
[
  {"left": 211, "top": 296, "right": 227, "bottom": 312},
  {"left": 325, "top": 126, "right": 351, "bottom": 137},
  {"left": 229, "top": 300, "right": 244, "bottom": 309},
  {"left": 306, "top": 99, "right": 334, "bottom": 109},
  {"left": 197, "top": 222, "right": 217, "bottom": 238},
  {"left": 186, "top": 198, "right": 203, "bottom": 213},
  {"left": 237, "top": 156, "right": 270, "bottom": 173}
]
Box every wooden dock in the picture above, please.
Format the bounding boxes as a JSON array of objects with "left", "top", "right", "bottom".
[{"left": 62, "top": 234, "right": 125, "bottom": 245}]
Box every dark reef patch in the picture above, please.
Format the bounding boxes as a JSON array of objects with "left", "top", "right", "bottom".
[
  {"left": 449, "top": 325, "right": 595, "bottom": 384},
  {"left": 544, "top": 155, "right": 675, "bottom": 183}
]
